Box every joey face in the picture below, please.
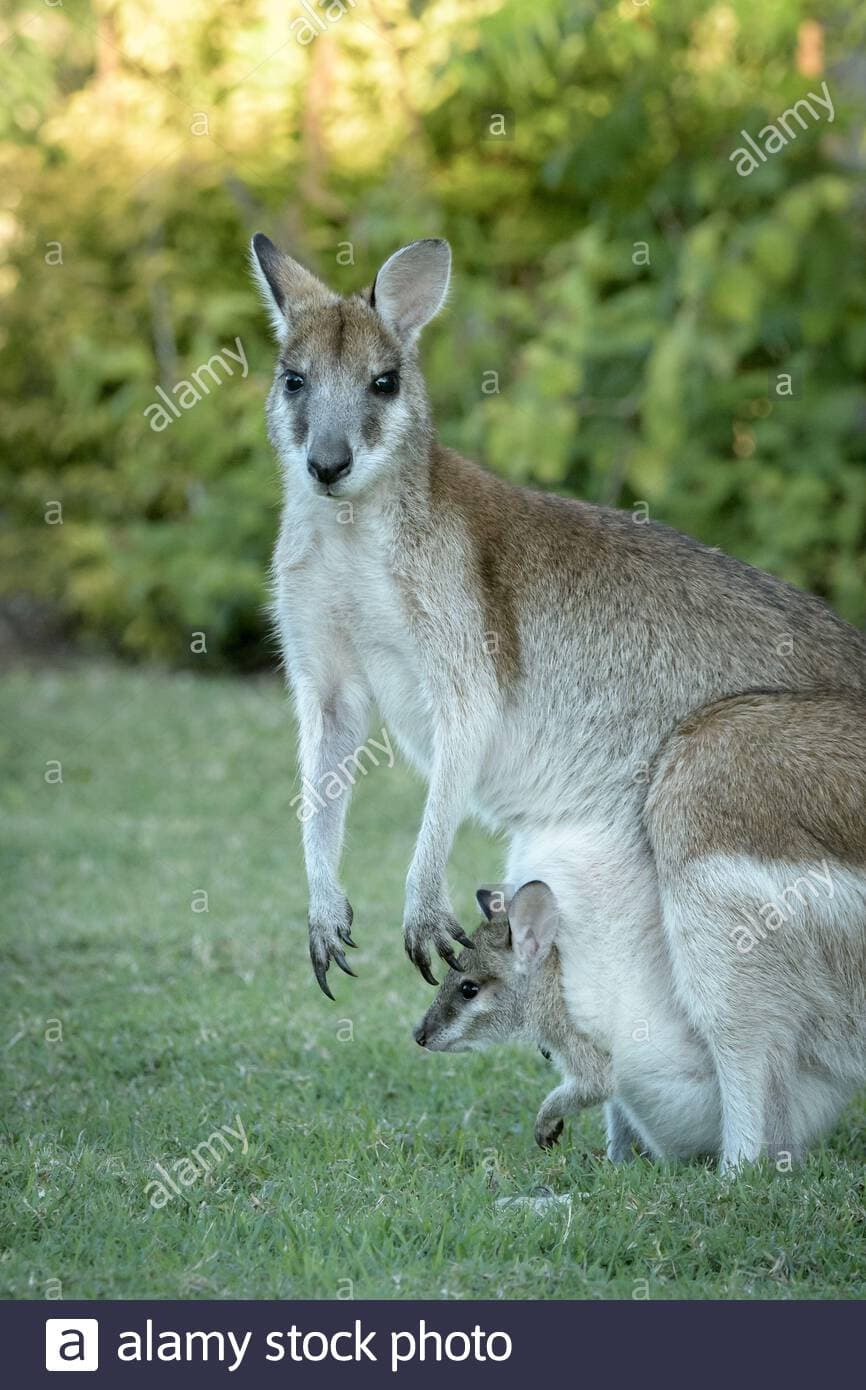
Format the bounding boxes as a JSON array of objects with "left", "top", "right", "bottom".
[
  {"left": 412, "top": 919, "right": 524, "bottom": 1052},
  {"left": 251, "top": 235, "right": 450, "bottom": 501},
  {"left": 413, "top": 881, "right": 560, "bottom": 1053}
]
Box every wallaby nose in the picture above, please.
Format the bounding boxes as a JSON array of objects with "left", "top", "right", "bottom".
[
  {"left": 413, "top": 1023, "right": 428, "bottom": 1047},
  {"left": 307, "top": 452, "right": 352, "bottom": 487}
]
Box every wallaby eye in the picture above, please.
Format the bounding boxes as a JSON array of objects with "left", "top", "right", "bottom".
[
  {"left": 371, "top": 371, "right": 399, "bottom": 395},
  {"left": 284, "top": 372, "right": 305, "bottom": 394},
  {"left": 460, "top": 980, "right": 479, "bottom": 1000}
]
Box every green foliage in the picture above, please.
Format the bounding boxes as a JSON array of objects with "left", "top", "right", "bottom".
[{"left": 1, "top": 0, "right": 865, "bottom": 665}]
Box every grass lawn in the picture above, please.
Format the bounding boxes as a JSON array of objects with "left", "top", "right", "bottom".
[{"left": 2, "top": 664, "right": 866, "bottom": 1300}]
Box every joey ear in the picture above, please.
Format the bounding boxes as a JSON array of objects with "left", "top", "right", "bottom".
[
  {"left": 476, "top": 888, "right": 495, "bottom": 921},
  {"left": 250, "top": 232, "right": 331, "bottom": 339},
  {"left": 476, "top": 887, "right": 509, "bottom": 922},
  {"left": 507, "top": 880, "right": 559, "bottom": 971},
  {"left": 371, "top": 239, "right": 451, "bottom": 344}
]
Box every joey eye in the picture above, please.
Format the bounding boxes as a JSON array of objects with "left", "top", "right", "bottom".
[
  {"left": 460, "top": 980, "right": 479, "bottom": 1000},
  {"left": 371, "top": 371, "right": 399, "bottom": 395},
  {"left": 284, "top": 372, "right": 305, "bottom": 394}
]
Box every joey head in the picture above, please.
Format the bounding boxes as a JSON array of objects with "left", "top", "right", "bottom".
[{"left": 414, "top": 881, "right": 612, "bottom": 1149}]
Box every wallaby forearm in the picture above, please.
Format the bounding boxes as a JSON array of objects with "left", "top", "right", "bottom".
[
  {"left": 299, "top": 721, "right": 361, "bottom": 910},
  {"left": 406, "top": 722, "right": 484, "bottom": 904},
  {"left": 404, "top": 700, "right": 497, "bottom": 976},
  {"left": 288, "top": 661, "right": 371, "bottom": 992}
]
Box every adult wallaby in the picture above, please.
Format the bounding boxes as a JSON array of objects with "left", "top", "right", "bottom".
[
  {"left": 417, "top": 690, "right": 866, "bottom": 1168},
  {"left": 251, "top": 233, "right": 866, "bottom": 1167}
]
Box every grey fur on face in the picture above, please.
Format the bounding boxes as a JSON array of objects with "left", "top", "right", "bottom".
[{"left": 252, "top": 234, "right": 443, "bottom": 502}]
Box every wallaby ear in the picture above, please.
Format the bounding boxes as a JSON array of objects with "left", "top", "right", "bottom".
[
  {"left": 250, "top": 232, "right": 330, "bottom": 339},
  {"left": 507, "top": 881, "right": 559, "bottom": 971},
  {"left": 371, "top": 239, "right": 451, "bottom": 344}
]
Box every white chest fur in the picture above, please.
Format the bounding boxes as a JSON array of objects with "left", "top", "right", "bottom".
[{"left": 276, "top": 504, "right": 433, "bottom": 772}]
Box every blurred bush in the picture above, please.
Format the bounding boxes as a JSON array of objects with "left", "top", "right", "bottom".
[{"left": 1, "top": 0, "right": 865, "bottom": 667}]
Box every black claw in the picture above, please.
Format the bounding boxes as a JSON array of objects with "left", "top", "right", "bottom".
[
  {"left": 452, "top": 926, "right": 475, "bottom": 949},
  {"left": 312, "top": 958, "right": 335, "bottom": 1000},
  {"left": 333, "top": 949, "right": 356, "bottom": 978},
  {"left": 440, "top": 947, "right": 462, "bottom": 972},
  {"left": 342, "top": 932, "right": 358, "bottom": 948},
  {"left": 418, "top": 958, "right": 439, "bottom": 987}
]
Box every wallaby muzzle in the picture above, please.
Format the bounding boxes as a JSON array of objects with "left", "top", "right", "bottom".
[{"left": 307, "top": 432, "right": 352, "bottom": 490}]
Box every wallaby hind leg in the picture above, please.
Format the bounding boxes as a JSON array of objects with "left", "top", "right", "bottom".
[
  {"left": 714, "top": 1049, "right": 764, "bottom": 1171},
  {"left": 605, "top": 1100, "right": 644, "bottom": 1163},
  {"left": 644, "top": 691, "right": 866, "bottom": 1171},
  {"left": 653, "top": 865, "right": 812, "bottom": 1170},
  {"left": 712, "top": 1042, "right": 802, "bottom": 1172}
]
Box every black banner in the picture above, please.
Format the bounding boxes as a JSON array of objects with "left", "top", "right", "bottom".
[{"left": 6, "top": 1299, "right": 845, "bottom": 1387}]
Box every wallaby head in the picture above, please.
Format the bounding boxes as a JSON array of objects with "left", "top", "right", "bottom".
[
  {"left": 250, "top": 233, "right": 451, "bottom": 500},
  {"left": 413, "top": 881, "right": 560, "bottom": 1053}
]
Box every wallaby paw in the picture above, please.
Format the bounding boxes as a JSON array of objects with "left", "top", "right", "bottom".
[
  {"left": 534, "top": 1115, "right": 564, "bottom": 1150},
  {"left": 403, "top": 910, "right": 473, "bottom": 986},
  {"left": 308, "top": 899, "right": 356, "bottom": 999}
]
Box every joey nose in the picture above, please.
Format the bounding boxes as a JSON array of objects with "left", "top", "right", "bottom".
[
  {"left": 307, "top": 452, "right": 352, "bottom": 487},
  {"left": 413, "top": 1023, "right": 427, "bottom": 1047}
]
